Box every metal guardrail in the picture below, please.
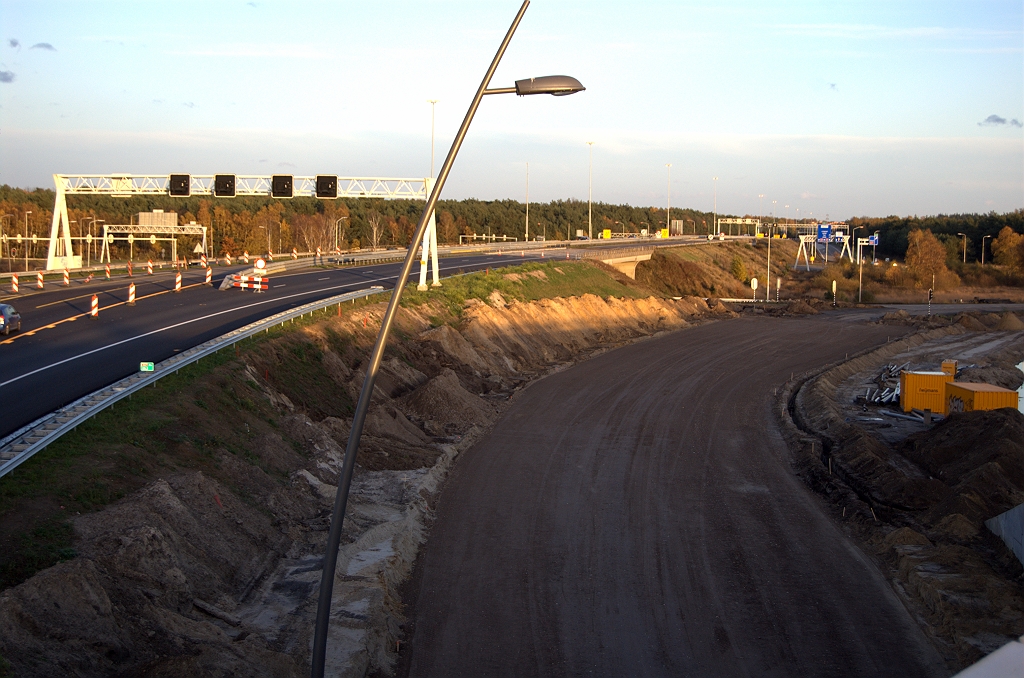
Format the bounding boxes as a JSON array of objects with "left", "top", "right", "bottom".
[{"left": 0, "top": 286, "right": 387, "bottom": 478}]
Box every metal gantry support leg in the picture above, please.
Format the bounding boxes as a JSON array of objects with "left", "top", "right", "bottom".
[{"left": 417, "top": 177, "right": 441, "bottom": 290}]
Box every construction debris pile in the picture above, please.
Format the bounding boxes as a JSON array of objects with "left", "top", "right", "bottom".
[{"left": 785, "top": 323, "right": 1024, "bottom": 671}]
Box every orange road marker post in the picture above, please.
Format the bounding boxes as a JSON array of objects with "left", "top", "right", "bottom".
[
  {"left": 90, "top": 294, "right": 98, "bottom": 318},
  {"left": 10, "top": 274, "right": 18, "bottom": 293},
  {"left": 128, "top": 283, "right": 136, "bottom": 306},
  {"left": 128, "top": 261, "right": 133, "bottom": 277},
  {"left": 63, "top": 268, "right": 70, "bottom": 286},
  {"left": 36, "top": 271, "right": 44, "bottom": 289},
  {"left": 174, "top": 271, "right": 182, "bottom": 292},
  {"left": 147, "top": 260, "right": 153, "bottom": 275},
  {"left": 105, "top": 264, "right": 111, "bottom": 279},
  {"left": 205, "top": 267, "right": 212, "bottom": 285}
]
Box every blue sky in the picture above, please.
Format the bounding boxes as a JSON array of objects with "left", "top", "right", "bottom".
[{"left": 1, "top": 0, "right": 1021, "bottom": 219}]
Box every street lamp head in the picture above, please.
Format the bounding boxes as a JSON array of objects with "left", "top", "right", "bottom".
[{"left": 514, "top": 75, "right": 585, "bottom": 96}]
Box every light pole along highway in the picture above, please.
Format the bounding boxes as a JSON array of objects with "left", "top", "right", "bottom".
[{"left": 309, "top": 1, "right": 585, "bottom": 675}]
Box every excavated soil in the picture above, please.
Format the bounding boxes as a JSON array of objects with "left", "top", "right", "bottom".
[
  {"left": 0, "top": 289, "right": 726, "bottom": 677},
  {"left": 781, "top": 313, "right": 1024, "bottom": 671}
]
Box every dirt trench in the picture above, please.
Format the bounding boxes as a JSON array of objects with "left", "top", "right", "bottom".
[
  {"left": 0, "top": 291, "right": 727, "bottom": 677},
  {"left": 778, "top": 313, "right": 1024, "bottom": 671}
]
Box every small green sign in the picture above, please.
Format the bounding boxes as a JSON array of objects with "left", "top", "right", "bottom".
[{"left": 140, "top": 362, "right": 155, "bottom": 372}]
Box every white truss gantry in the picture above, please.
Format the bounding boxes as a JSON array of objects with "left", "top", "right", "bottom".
[{"left": 46, "top": 173, "right": 436, "bottom": 272}]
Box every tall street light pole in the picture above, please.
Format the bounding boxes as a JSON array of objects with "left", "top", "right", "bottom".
[
  {"left": 428, "top": 100, "right": 438, "bottom": 178},
  {"left": 24, "top": 211, "right": 32, "bottom": 272},
  {"left": 758, "top": 194, "right": 764, "bottom": 235},
  {"left": 525, "top": 162, "right": 530, "bottom": 242},
  {"left": 666, "top": 164, "right": 671, "bottom": 235},
  {"left": 957, "top": 232, "right": 967, "bottom": 263},
  {"left": 587, "top": 141, "right": 594, "bottom": 240},
  {"left": 713, "top": 177, "right": 718, "bottom": 235},
  {"left": 309, "top": 3, "right": 585, "bottom": 675},
  {"left": 982, "top": 234, "right": 991, "bottom": 265},
  {"left": 0, "top": 214, "right": 12, "bottom": 267},
  {"left": 335, "top": 217, "right": 348, "bottom": 253}
]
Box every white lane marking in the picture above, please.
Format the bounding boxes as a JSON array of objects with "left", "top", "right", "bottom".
[
  {"left": 317, "top": 277, "right": 330, "bottom": 281},
  {"left": 273, "top": 284, "right": 286, "bottom": 288},
  {"left": 0, "top": 256, "right": 544, "bottom": 389}
]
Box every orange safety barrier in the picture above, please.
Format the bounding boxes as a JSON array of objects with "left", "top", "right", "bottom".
[
  {"left": 243, "top": 251, "right": 249, "bottom": 264},
  {"left": 90, "top": 294, "right": 98, "bottom": 318},
  {"left": 147, "top": 260, "right": 153, "bottom": 275},
  {"left": 201, "top": 253, "right": 207, "bottom": 268},
  {"left": 105, "top": 264, "right": 111, "bottom": 279},
  {"left": 174, "top": 271, "right": 182, "bottom": 292},
  {"left": 128, "top": 261, "right": 133, "bottom": 277},
  {"left": 37, "top": 271, "right": 44, "bottom": 289},
  {"left": 10, "top": 274, "right": 18, "bottom": 293},
  {"left": 292, "top": 248, "right": 298, "bottom": 260},
  {"left": 63, "top": 268, "right": 70, "bottom": 286},
  {"left": 205, "top": 267, "right": 212, "bottom": 285},
  {"left": 128, "top": 282, "right": 136, "bottom": 306}
]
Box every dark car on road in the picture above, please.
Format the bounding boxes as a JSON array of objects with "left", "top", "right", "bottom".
[{"left": 0, "top": 304, "right": 22, "bottom": 335}]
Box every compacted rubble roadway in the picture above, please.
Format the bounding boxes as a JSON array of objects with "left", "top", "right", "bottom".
[{"left": 399, "top": 314, "right": 950, "bottom": 677}]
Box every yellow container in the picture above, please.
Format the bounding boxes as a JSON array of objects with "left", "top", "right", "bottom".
[
  {"left": 900, "top": 371, "right": 953, "bottom": 413},
  {"left": 941, "top": 360, "right": 958, "bottom": 376},
  {"left": 945, "top": 382, "right": 1019, "bottom": 415}
]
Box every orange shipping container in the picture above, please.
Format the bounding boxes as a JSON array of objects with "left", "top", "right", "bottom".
[
  {"left": 941, "top": 360, "right": 958, "bottom": 376},
  {"left": 945, "top": 382, "right": 1019, "bottom": 415},
  {"left": 900, "top": 371, "right": 953, "bottom": 413}
]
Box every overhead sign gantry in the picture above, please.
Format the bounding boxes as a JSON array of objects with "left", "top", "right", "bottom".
[{"left": 45, "top": 173, "right": 441, "bottom": 287}]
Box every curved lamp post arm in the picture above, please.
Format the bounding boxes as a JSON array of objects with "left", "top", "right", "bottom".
[{"left": 310, "top": 1, "right": 583, "bottom": 675}]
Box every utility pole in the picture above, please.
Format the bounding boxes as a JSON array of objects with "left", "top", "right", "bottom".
[
  {"left": 587, "top": 141, "right": 594, "bottom": 239},
  {"left": 525, "top": 162, "right": 529, "bottom": 242}
]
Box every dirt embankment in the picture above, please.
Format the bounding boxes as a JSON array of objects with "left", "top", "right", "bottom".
[
  {"left": 780, "top": 315, "right": 1024, "bottom": 671},
  {"left": 0, "top": 289, "right": 728, "bottom": 677}
]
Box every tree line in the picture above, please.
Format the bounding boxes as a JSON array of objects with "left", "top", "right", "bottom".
[
  {"left": 849, "top": 211, "right": 1024, "bottom": 266},
  {"left": 0, "top": 185, "right": 1019, "bottom": 265}
]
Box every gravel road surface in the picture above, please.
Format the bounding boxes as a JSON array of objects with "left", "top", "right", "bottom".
[{"left": 400, "top": 316, "right": 948, "bottom": 677}]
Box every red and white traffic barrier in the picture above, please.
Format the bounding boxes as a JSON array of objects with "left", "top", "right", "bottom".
[
  {"left": 174, "top": 271, "right": 182, "bottom": 292},
  {"left": 10, "top": 274, "right": 18, "bottom": 293},
  {"left": 128, "top": 261, "right": 133, "bottom": 277},
  {"left": 291, "top": 248, "right": 298, "bottom": 260},
  {"left": 243, "top": 251, "right": 249, "bottom": 264},
  {"left": 128, "top": 282, "right": 136, "bottom": 306},
  {"left": 105, "top": 264, "right": 111, "bottom": 279},
  {"left": 147, "top": 260, "right": 153, "bottom": 275},
  {"left": 37, "top": 271, "right": 44, "bottom": 289},
  {"left": 230, "top": 275, "right": 269, "bottom": 291},
  {"left": 63, "top": 268, "right": 70, "bottom": 286},
  {"left": 316, "top": 247, "right": 322, "bottom": 261},
  {"left": 201, "top": 253, "right": 208, "bottom": 268},
  {"left": 225, "top": 254, "right": 233, "bottom": 265},
  {"left": 90, "top": 294, "right": 98, "bottom": 318},
  {"left": 205, "top": 267, "right": 212, "bottom": 285}
]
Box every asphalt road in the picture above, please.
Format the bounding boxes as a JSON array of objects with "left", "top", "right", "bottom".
[
  {"left": 0, "top": 251, "right": 546, "bottom": 440},
  {"left": 401, "top": 316, "right": 948, "bottom": 677}
]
